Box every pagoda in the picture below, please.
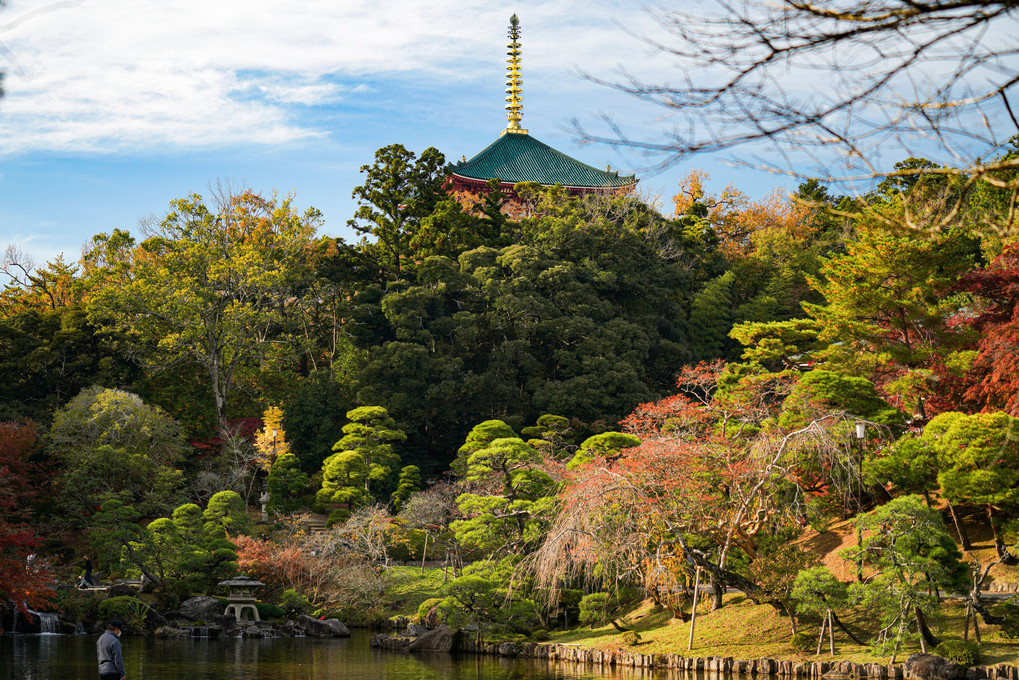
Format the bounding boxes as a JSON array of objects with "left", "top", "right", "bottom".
[{"left": 449, "top": 15, "right": 637, "bottom": 217}]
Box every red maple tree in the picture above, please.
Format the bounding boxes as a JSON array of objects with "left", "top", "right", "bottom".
[
  {"left": 0, "top": 421, "right": 55, "bottom": 613},
  {"left": 954, "top": 243, "right": 1019, "bottom": 414}
]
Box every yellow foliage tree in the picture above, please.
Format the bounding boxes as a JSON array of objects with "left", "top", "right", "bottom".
[
  {"left": 673, "top": 171, "right": 812, "bottom": 259},
  {"left": 254, "top": 406, "right": 290, "bottom": 472}
]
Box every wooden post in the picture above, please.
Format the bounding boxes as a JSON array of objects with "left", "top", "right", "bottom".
[
  {"left": 688, "top": 566, "right": 701, "bottom": 651},
  {"left": 963, "top": 603, "right": 971, "bottom": 641},
  {"left": 420, "top": 531, "right": 429, "bottom": 573},
  {"left": 827, "top": 610, "right": 835, "bottom": 656},
  {"left": 973, "top": 608, "right": 982, "bottom": 645},
  {"left": 816, "top": 614, "right": 828, "bottom": 656}
]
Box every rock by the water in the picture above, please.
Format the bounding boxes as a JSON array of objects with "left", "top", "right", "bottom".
[
  {"left": 498, "top": 642, "right": 518, "bottom": 657},
  {"left": 404, "top": 623, "right": 429, "bottom": 637},
  {"left": 217, "top": 615, "right": 238, "bottom": 636},
  {"left": 905, "top": 654, "right": 963, "bottom": 680},
  {"left": 370, "top": 633, "right": 411, "bottom": 651},
  {"left": 154, "top": 626, "right": 189, "bottom": 638},
  {"left": 408, "top": 625, "right": 460, "bottom": 653},
  {"left": 295, "top": 614, "right": 350, "bottom": 638},
  {"left": 107, "top": 584, "right": 138, "bottom": 598},
  {"left": 178, "top": 596, "right": 224, "bottom": 622},
  {"left": 161, "top": 611, "right": 190, "bottom": 625}
]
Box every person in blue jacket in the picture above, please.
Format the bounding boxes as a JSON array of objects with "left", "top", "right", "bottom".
[{"left": 96, "top": 618, "right": 126, "bottom": 680}]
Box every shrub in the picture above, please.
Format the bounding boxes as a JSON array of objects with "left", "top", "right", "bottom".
[
  {"left": 1001, "top": 596, "right": 1019, "bottom": 639},
  {"left": 255, "top": 602, "right": 285, "bottom": 620},
  {"left": 578, "top": 592, "right": 611, "bottom": 627},
  {"left": 278, "top": 589, "right": 312, "bottom": 616},
  {"left": 790, "top": 632, "right": 814, "bottom": 653},
  {"left": 57, "top": 590, "right": 103, "bottom": 622},
  {"left": 933, "top": 640, "right": 981, "bottom": 666},
  {"left": 531, "top": 629, "right": 550, "bottom": 641},
  {"left": 97, "top": 596, "right": 148, "bottom": 631},
  {"left": 417, "top": 597, "right": 445, "bottom": 624},
  {"left": 621, "top": 630, "right": 641, "bottom": 646}
]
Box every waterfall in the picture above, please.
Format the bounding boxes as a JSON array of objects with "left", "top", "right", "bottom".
[
  {"left": 74, "top": 622, "right": 85, "bottom": 635},
  {"left": 33, "top": 611, "right": 59, "bottom": 634}
]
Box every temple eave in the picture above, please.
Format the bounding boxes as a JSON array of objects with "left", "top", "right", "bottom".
[{"left": 449, "top": 173, "right": 636, "bottom": 193}]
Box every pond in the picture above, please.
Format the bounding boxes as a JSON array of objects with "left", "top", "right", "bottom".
[{"left": 0, "top": 629, "right": 667, "bottom": 680}]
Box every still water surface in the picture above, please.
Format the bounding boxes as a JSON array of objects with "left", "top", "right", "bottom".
[{"left": 0, "top": 629, "right": 667, "bottom": 680}]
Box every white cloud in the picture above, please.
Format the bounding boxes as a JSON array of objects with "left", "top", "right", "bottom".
[{"left": 0, "top": 0, "right": 668, "bottom": 155}]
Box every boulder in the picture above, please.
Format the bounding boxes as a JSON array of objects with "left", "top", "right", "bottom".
[
  {"left": 370, "top": 633, "right": 411, "bottom": 651},
  {"left": 178, "top": 596, "right": 224, "bottom": 622},
  {"left": 422, "top": 604, "right": 443, "bottom": 629},
  {"left": 295, "top": 614, "right": 350, "bottom": 638},
  {"left": 153, "top": 626, "right": 189, "bottom": 638},
  {"left": 217, "top": 615, "right": 238, "bottom": 637},
  {"left": 161, "top": 611, "right": 190, "bottom": 625},
  {"left": 408, "top": 624, "right": 460, "bottom": 653},
  {"left": 404, "top": 623, "right": 429, "bottom": 637},
  {"left": 499, "top": 642, "right": 519, "bottom": 657},
  {"left": 107, "top": 584, "right": 138, "bottom": 598},
  {"left": 906, "top": 654, "right": 963, "bottom": 680}
]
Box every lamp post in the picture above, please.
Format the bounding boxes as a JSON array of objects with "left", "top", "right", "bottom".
[
  {"left": 854, "top": 422, "right": 865, "bottom": 583},
  {"left": 259, "top": 428, "right": 278, "bottom": 523},
  {"left": 854, "top": 422, "right": 866, "bottom": 503}
]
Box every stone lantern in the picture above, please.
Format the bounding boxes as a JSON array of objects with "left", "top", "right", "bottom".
[
  {"left": 259, "top": 487, "right": 270, "bottom": 523},
  {"left": 218, "top": 573, "right": 265, "bottom": 624}
]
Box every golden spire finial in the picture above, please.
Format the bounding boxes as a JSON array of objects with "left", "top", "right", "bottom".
[{"left": 504, "top": 14, "right": 526, "bottom": 134}]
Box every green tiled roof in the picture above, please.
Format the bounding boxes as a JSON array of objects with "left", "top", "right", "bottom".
[{"left": 452, "top": 132, "right": 636, "bottom": 188}]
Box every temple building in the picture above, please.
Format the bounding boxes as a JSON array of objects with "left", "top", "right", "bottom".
[{"left": 449, "top": 15, "right": 637, "bottom": 217}]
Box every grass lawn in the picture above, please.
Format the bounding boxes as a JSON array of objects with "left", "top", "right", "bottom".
[
  {"left": 383, "top": 565, "right": 448, "bottom": 620},
  {"left": 550, "top": 594, "right": 1019, "bottom": 666}
]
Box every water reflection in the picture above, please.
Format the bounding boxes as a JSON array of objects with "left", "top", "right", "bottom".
[{"left": 0, "top": 630, "right": 679, "bottom": 680}]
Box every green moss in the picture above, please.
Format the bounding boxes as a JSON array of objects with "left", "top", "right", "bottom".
[
  {"left": 933, "top": 640, "right": 981, "bottom": 666},
  {"left": 416, "top": 597, "right": 444, "bottom": 624}
]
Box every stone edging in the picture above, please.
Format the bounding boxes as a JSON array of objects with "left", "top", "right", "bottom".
[{"left": 456, "top": 641, "right": 1019, "bottom": 680}]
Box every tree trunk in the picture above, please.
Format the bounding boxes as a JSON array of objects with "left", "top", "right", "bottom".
[
  {"left": 948, "top": 502, "right": 972, "bottom": 551},
  {"left": 121, "top": 540, "right": 162, "bottom": 587},
  {"left": 871, "top": 483, "right": 894, "bottom": 503},
  {"left": 890, "top": 616, "right": 906, "bottom": 665},
  {"left": 914, "top": 606, "right": 941, "bottom": 650},
  {"left": 971, "top": 599, "right": 1006, "bottom": 626},
  {"left": 828, "top": 610, "right": 836, "bottom": 656},
  {"left": 711, "top": 577, "right": 724, "bottom": 611},
  {"left": 830, "top": 611, "right": 866, "bottom": 645},
  {"left": 856, "top": 525, "right": 865, "bottom": 582},
  {"left": 987, "top": 506, "right": 1015, "bottom": 562},
  {"left": 688, "top": 566, "right": 700, "bottom": 651}
]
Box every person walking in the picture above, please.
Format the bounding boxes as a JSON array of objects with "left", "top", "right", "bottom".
[
  {"left": 96, "top": 618, "right": 126, "bottom": 680},
  {"left": 82, "top": 555, "right": 94, "bottom": 588}
]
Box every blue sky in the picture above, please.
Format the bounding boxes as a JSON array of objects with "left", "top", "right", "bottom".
[{"left": 0, "top": 0, "right": 803, "bottom": 265}]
